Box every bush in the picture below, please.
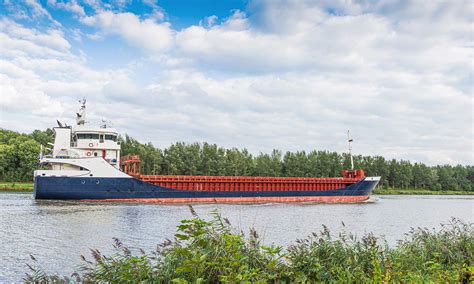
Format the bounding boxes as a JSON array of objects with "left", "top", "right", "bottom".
[{"left": 25, "top": 209, "right": 473, "bottom": 283}]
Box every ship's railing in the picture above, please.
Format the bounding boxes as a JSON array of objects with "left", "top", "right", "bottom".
[{"left": 120, "top": 154, "right": 141, "bottom": 176}]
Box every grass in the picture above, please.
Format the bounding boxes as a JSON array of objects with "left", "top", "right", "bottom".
[
  {"left": 0, "top": 182, "right": 33, "bottom": 192},
  {"left": 374, "top": 188, "right": 474, "bottom": 195},
  {"left": 24, "top": 207, "right": 473, "bottom": 283}
]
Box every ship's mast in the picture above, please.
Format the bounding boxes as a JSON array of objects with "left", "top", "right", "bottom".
[
  {"left": 76, "top": 98, "right": 86, "bottom": 125},
  {"left": 347, "top": 130, "right": 354, "bottom": 171}
]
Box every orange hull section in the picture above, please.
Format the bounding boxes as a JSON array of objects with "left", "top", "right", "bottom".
[{"left": 84, "top": 195, "right": 369, "bottom": 204}]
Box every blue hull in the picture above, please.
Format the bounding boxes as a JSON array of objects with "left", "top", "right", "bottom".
[{"left": 34, "top": 176, "right": 378, "bottom": 201}]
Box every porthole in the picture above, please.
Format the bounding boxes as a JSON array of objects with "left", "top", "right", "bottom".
[
  {"left": 96, "top": 180, "right": 100, "bottom": 184},
  {"left": 81, "top": 180, "right": 85, "bottom": 184}
]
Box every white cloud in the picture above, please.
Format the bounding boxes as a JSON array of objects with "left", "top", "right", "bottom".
[
  {"left": 81, "top": 11, "right": 174, "bottom": 53},
  {"left": 142, "top": 0, "right": 166, "bottom": 21},
  {"left": 0, "top": 19, "right": 71, "bottom": 55},
  {"left": 82, "top": 0, "right": 102, "bottom": 12},
  {"left": 176, "top": 1, "right": 471, "bottom": 78},
  {"left": 48, "top": 0, "right": 86, "bottom": 16},
  {"left": 136, "top": 68, "right": 471, "bottom": 165},
  {"left": 25, "top": 0, "right": 54, "bottom": 19},
  {"left": 199, "top": 15, "right": 218, "bottom": 28},
  {"left": 70, "top": 28, "right": 83, "bottom": 41},
  {"left": 0, "top": 71, "right": 63, "bottom": 116},
  {"left": 176, "top": 9, "right": 390, "bottom": 72},
  {"left": 0, "top": 0, "right": 471, "bottom": 165},
  {"left": 102, "top": 75, "right": 141, "bottom": 101},
  {"left": 0, "top": 20, "right": 125, "bottom": 125},
  {"left": 24, "top": 0, "right": 62, "bottom": 26}
]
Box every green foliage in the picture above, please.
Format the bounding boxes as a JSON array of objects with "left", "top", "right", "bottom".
[
  {"left": 120, "top": 137, "right": 473, "bottom": 192},
  {"left": 120, "top": 135, "right": 163, "bottom": 175},
  {"left": 1, "top": 128, "right": 472, "bottom": 193},
  {"left": 24, "top": 211, "right": 473, "bottom": 283},
  {"left": 254, "top": 150, "right": 282, "bottom": 176},
  {"left": 390, "top": 218, "right": 473, "bottom": 282},
  {"left": 0, "top": 129, "right": 50, "bottom": 181}
]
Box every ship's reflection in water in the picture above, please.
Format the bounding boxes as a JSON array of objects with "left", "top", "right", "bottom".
[{"left": 1, "top": 192, "right": 473, "bottom": 282}]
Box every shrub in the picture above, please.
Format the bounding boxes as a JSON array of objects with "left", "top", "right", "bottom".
[{"left": 25, "top": 209, "right": 473, "bottom": 283}]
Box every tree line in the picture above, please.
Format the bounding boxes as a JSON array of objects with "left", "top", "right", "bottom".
[{"left": 0, "top": 128, "right": 472, "bottom": 191}]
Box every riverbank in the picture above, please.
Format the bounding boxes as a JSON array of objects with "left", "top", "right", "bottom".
[
  {"left": 0, "top": 182, "right": 33, "bottom": 192},
  {"left": 1, "top": 182, "right": 472, "bottom": 195},
  {"left": 374, "top": 188, "right": 474, "bottom": 195}
]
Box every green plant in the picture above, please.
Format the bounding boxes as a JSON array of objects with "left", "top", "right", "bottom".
[{"left": 24, "top": 209, "right": 473, "bottom": 283}]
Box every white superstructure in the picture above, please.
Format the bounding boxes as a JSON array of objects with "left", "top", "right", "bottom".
[{"left": 35, "top": 100, "right": 130, "bottom": 178}]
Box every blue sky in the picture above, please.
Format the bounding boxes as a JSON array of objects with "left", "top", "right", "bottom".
[{"left": 0, "top": 0, "right": 472, "bottom": 165}]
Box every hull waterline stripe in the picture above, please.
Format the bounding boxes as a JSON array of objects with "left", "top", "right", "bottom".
[{"left": 82, "top": 195, "right": 369, "bottom": 204}]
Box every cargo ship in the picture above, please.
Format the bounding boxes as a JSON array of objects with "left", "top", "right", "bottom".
[{"left": 34, "top": 100, "right": 380, "bottom": 203}]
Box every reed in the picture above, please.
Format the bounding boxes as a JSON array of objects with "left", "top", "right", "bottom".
[{"left": 24, "top": 208, "right": 473, "bottom": 283}]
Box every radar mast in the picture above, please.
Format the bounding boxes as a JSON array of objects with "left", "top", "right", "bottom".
[
  {"left": 76, "top": 98, "right": 86, "bottom": 125},
  {"left": 347, "top": 130, "right": 354, "bottom": 171}
]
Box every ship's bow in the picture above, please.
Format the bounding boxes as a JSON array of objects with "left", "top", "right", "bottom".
[{"left": 359, "top": 176, "right": 381, "bottom": 197}]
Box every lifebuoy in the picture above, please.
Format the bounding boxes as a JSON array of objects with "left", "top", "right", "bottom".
[
  {"left": 88, "top": 143, "right": 94, "bottom": 147},
  {"left": 86, "top": 152, "right": 92, "bottom": 157}
]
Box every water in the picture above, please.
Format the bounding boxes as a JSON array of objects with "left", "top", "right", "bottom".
[{"left": 0, "top": 192, "right": 472, "bottom": 282}]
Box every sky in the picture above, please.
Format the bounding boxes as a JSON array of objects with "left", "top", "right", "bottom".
[{"left": 0, "top": 0, "right": 472, "bottom": 165}]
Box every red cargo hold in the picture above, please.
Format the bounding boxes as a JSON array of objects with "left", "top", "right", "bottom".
[{"left": 121, "top": 155, "right": 365, "bottom": 192}]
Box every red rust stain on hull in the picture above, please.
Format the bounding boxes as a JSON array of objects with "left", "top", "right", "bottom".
[{"left": 83, "top": 195, "right": 369, "bottom": 204}]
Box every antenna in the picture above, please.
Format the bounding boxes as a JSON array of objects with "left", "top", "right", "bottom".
[
  {"left": 100, "top": 119, "right": 109, "bottom": 128},
  {"left": 100, "top": 119, "right": 113, "bottom": 128},
  {"left": 347, "top": 130, "right": 354, "bottom": 171}
]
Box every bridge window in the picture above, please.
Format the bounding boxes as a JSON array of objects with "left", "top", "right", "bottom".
[
  {"left": 77, "top": 133, "right": 100, "bottom": 139},
  {"left": 105, "top": 135, "right": 117, "bottom": 141}
]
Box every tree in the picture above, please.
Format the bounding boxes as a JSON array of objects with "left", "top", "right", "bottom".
[
  {"left": 198, "top": 143, "right": 226, "bottom": 176},
  {"left": 253, "top": 150, "right": 282, "bottom": 176},
  {"left": 282, "top": 151, "right": 307, "bottom": 177},
  {"left": 0, "top": 130, "right": 41, "bottom": 181},
  {"left": 453, "top": 165, "right": 471, "bottom": 191},
  {"left": 398, "top": 160, "right": 413, "bottom": 189},
  {"left": 388, "top": 159, "right": 400, "bottom": 188},
  {"left": 0, "top": 128, "right": 472, "bottom": 190},
  {"left": 372, "top": 156, "right": 389, "bottom": 188},
  {"left": 412, "top": 163, "right": 432, "bottom": 189},
  {"left": 31, "top": 129, "right": 54, "bottom": 147},
  {"left": 163, "top": 142, "right": 186, "bottom": 175},
  {"left": 437, "top": 165, "right": 458, "bottom": 191}
]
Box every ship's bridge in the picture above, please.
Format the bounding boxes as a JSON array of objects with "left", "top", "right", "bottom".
[{"left": 71, "top": 125, "right": 121, "bottom": 166}]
